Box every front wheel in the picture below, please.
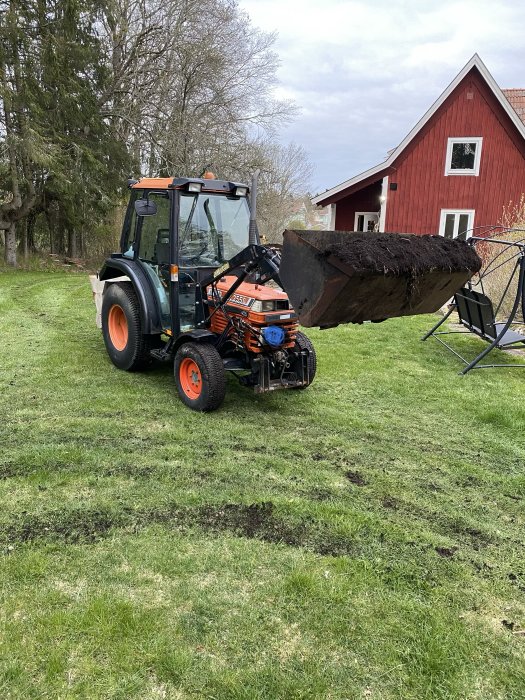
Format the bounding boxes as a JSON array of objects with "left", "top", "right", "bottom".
[
  {"left": 174, "top": 342, "right": 227, "bottom": 412},
  {"left": 291, "top": 331, "right": 317, "bottom": 389}
]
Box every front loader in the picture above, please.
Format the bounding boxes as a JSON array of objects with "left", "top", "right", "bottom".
[{"left": 96, "top": 174, "right": 481, "bottom": 411}]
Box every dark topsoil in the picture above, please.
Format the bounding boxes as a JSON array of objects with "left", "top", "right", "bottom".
[{"left": 318, "top": 231, "right": 482, "bottom": 276}]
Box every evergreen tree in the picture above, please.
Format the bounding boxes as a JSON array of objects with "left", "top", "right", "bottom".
[{"left": 0, "top": 0, "right": 129, "bottom": 265}]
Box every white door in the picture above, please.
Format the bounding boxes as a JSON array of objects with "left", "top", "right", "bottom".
[{"left": 354, "top": 212, "right": 379, "bottom": 232}]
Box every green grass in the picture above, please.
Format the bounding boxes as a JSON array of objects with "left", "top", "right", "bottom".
[{"left": 1, "top": 271, "right": 524, "bottom": 699}]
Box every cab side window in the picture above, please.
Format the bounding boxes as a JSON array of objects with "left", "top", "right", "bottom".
[
  {"left": 122, "top": 192, "right": 138, "bottom": 258},
  {"left": 137, "top": 191, "right": 170, "bottom": 262}
]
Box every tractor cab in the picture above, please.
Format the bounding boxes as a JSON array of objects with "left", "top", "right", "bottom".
[{"left": 116, "top": 176, "right": 251, "bottom": 337}]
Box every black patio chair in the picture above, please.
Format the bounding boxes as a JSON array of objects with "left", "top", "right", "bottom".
[{"left": 422, "top": 232, "right": 525, "bottom": 373}]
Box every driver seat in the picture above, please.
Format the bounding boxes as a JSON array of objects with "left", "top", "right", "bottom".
[{"left": 154, "top": 229, "right": 170, "bottom": 264}]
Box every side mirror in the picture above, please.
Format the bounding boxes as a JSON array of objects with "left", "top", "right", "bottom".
[{"left": 135, "top": 199, "right": 157, "bottom": 217}]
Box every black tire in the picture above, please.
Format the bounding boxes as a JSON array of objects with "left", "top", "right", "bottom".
[
  {"left": 174, "top": 342, "right": 227, "bottom": 412},
  {"left": 101, "top": 283, "right": 159, "bottom": 371},
  {"left": 291, "top": 331, "right": 317, "bottom": 389}
]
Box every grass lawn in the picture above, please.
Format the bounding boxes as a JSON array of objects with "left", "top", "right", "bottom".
[{"left": 0, "top": 271, "right": 524, "bottom": 699}]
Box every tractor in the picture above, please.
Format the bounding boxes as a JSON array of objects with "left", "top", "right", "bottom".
[{"left": 96, "top": 174, "right": 481, "bottom": 411}]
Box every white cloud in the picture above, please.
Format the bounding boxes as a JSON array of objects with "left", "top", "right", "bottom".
[{"left": 238, "top": 0, "right": 525, "bottom": 193}]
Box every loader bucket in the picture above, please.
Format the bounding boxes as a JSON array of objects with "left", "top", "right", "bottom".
[{"left": 279, "top": 230, "right": 482, "bottom": 327}]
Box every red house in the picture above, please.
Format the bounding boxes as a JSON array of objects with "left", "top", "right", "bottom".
[{"left": 312, "top": 55, "right": 525, "bottom": 239}]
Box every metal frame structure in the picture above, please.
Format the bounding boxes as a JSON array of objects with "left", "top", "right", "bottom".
[{"left": 422, "top": 229, "right": 525, "bottom": 373}]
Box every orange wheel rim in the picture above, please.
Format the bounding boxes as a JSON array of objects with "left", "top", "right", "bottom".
[
  {"left": 179, "top": 358, "right": 202, "bottom": 399},
  {"left": 108, "top": 304, "right": 128, "bottom": 351}
]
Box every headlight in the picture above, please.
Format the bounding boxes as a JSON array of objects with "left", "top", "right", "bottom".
[
  {"left": 252, "top": 300, "right": 275, "bottom": 312},
  {"left": 234, "top": 186, "right": 248, "bottom": 197},
  {"left": 187, "top": 182, "right": 202, "bottom": 193}
]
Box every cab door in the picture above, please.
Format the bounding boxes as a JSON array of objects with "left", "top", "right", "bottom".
[
  {"left": 177, "top": 192, "right": 220, "bottom": 332},
  {"left": 135, "top": 190, "right": 172, "bottom": 329}
]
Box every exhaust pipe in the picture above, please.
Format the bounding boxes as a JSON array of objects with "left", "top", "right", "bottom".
[{"left": 248, "top": 169, "right": 261, "bottom": 245}]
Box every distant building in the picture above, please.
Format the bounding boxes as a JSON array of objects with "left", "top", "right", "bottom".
[
  {"left": 313, "top": 55, "right": 525, "bottom": 238},
  {"left": 286, "top": 197, "right": 331, "bottom": 229}
]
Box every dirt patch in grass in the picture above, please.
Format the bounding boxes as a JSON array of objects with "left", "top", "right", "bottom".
[
  {"left": 194, "top": 502, "right": 306, "bottom": 545},
  {"left": 455, "top": 475, "right": 480, "bottom": 488},
  {"left": 0, "top": 463, "right": 23, "bottom": 479},
  {"left": 381, "top": 495, "right": 400, "bottom": 510},
  {"left": 450, "top": 523, "right": 492, "bottom": 549},
  {"left": 147, "top": 502, "right": 356, "bottom": 557},
  {"left": 0, "top": 502, "right": 356, "bottom": 558},
  {"left": 504, "top": 493, "right": 522, "bottom": 501},
  {"left": 502, "top": 619, "right": 517, "bottom": 631},
  {"left": 435, "top": 546, "right": 458, "bottom": 558},
  {"left": 345, "top": 470, "right": 367, "bottom": 486},
  {"left": 424, "top": 482, "right": 444, "bottom": 493},
  {"left": 507, "top": 572, "right": 525, "bottom": 592},
  {"left": 3, "top": 507, "right": 122, "bottom": 545}
]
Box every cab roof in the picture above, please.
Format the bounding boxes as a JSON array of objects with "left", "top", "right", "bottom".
[
  {"left": 130, "top": 177, "right": 249, "bottom": 193},
  {"left": 131, "top": 178, "right": 171, "bottom": 189}
]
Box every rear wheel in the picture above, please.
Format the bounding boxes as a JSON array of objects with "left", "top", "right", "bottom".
[
  {"left": 174, "top": 342, "right": 226, "bottom": 412},
  {"left": 291, "top": 331, "right": 316, "bottom": 388},
  {"left": 101, "top": 283, "right": 159, "bottom": 371}
]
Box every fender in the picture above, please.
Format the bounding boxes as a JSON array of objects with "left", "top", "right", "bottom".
[
  {"left": 172, "top": 329, "right": 217, "bottom": 353},
  {"left": 99, "top": 256, "right": 163, "bottom": 334}
]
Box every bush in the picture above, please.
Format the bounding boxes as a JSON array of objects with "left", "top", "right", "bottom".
[{"left": 473, "top": 197, "right": 525, "bottom": 323}]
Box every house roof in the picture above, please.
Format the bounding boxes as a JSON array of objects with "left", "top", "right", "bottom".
[
  {"left": 313, "top": 54, "right": 525, "bottom": 206},
  {"left": 503, "top": 89, "right": 525, "bottom": 125}
]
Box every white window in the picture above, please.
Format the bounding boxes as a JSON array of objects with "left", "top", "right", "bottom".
[
  {"left": 354, "top": 212, "right": 379, "bottom": 232},
  {"left": 439, "top": 210, "right": 474, "bottom": 240},
  {"left": 445, "top": 137, "right": 482, "bottom": 176}
]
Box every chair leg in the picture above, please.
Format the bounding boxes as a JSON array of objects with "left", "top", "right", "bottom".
[
  {"left": 460, "top": 315, "right": 518, "bottom": 374},
  {"left": 421, "top": 306, "right": 454, "bottom": 341}
]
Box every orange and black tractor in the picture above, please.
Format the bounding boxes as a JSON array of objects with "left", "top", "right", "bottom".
[
  {"left": 98, "top": 174, "right": 317, "bottom": 411},
  {"left": 97, "top": 174, "right": 481, "bottom": 411}
]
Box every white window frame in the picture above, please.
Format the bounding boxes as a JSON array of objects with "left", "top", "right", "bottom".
[
  {"left": 378, "top": 176, "right": 388, "bottom": 232},
  {"left": 354, "top": 212, "right": 379, "bottom": 232},
  {"left": 445, "top": 137, "right": 482, "bottom": 176},
  {"left": 329, "top": 203, "right": 337, "bottom": 231},
  {"left": 438, "top": 209, "right": 475, "bottom": 239}
]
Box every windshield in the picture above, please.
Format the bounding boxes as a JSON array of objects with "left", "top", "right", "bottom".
[{"left": 178, "top": 192, "right": 250, "bottom": 267}]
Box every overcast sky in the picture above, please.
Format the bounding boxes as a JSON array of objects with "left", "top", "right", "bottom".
[{"left": 238, "top": 0, "right": 525, "bottom": 196}]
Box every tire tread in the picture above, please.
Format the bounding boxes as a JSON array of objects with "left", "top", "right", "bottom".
[
  {"left": 293, "top": 331, "right": 316, "bottom": 388},
  {"left": 102, "top": 283, "right": 159, "bottom": 371}
]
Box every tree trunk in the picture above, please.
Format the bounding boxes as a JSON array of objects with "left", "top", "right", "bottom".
[
  {"left": 18, "top": 218, "right": 29, "bottom": 260},
  {"left": 46, "top": 207, "right": 56, "bottom": 254},
  {"left": 27, "top": 210, "right": 37, "bottom": 253},
  {"left": 68, "top": 229, "right": 77, "bottom": 258},
  {"left": 5, "top": 222, "right": 17, "bottom": 267}
]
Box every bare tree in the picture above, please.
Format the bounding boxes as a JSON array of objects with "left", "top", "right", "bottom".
[
  {"left": 255, "top": 142, "right": 313, "bottom": 243},
  {"left": 99, "top": 0, "right": 296, "bottom": 176}
]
